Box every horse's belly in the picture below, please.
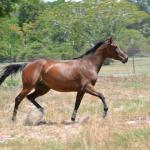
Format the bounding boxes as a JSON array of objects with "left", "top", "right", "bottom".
[
  {"left": 42, "top": 74, "right": 80, "bottom": 92},
  {"left": 44, "top": 79, "right": 79, "bottom": 92}
]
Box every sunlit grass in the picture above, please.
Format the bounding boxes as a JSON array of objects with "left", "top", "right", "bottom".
[
  {"left": 100, "top": 57, "right": 150, "bottom": 76},
  {"left": 0, "top": 58, "right": 150, "bottom": 150}
]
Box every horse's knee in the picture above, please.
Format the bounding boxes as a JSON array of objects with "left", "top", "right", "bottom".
[
  {"left": 14, "top": 95, "right": 24, "bottom": 109},
  {"left": 26, "top": 92, "right": 36, "bottom": 101},
  {"left": 15, "top": 96, "right": 21, "bottom": 105}
]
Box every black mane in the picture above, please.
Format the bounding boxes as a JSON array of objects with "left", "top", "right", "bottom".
[{"left": 73, "top": 41, "right": 104, "bottom": 59}]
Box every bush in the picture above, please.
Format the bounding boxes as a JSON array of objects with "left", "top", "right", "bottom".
[{"left": 103, "top": 58, "right": 113, "bottom": 65}]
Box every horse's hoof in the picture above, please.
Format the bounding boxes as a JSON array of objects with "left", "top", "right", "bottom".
[
  {"left": 103, "top": 107, "right": 108, "bottom": 118},
  {"left": 71, "top": 117, "right": 75, "bottom": 122},
  {"left": 39, "top": 108, "right": 44, "bottom": 114},
  {"left": 102, "top": 112, "right": 107, "bottom": 118},
  {"left": 12, "top": 117, "right": 16, "bottom": 122}
]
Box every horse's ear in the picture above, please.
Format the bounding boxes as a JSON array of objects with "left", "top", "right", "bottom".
[{"left": 107, "top": 37, "right": 113, "bottom": 45}]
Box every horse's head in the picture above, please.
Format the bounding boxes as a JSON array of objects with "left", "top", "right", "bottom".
[{"left": 104, "top": 37, "right": 128, "bottom": 63}]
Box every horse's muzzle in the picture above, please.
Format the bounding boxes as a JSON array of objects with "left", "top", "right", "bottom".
[{"left": 122, "top": 57, "right": 128, "bottom": 63}]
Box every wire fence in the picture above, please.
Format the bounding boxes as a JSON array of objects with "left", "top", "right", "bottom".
[
  {"left": 0, "top": 57, "right": 150, "bottom": 78},
  {"left": 100, "top": 57, "right": 150, "bottom": 77}
]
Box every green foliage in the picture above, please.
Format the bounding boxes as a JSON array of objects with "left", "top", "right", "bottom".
[
  {"left": 127, "top": 17, "right": 150, "bottom": 37},
  {"left": 103, "top": 58, "right": 113, "bottom": 65},
  {"left": 0, "top": 0, "right": 149, "bottom": 62},
  {"left": 117, "top": 29, "right": 149, "bottom": 54},
  {"left": 0, "top": 0, "right": 18, "bottom": 17},
  {"left": 0, "top": 17, "right": 23, "bottom": 62},
  {"left": 18, "top": 1, "right": 45, "bottom": 27},
  {"left": 5, "top": 79, "right": 19, "bottom": 87},
  {"left": 130, "top": 0, "right": 150, "bottom": 13}
]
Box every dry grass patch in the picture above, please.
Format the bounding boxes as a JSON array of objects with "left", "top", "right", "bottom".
[{"left": 0, "top": 75, "right": 150, "bottom": 149}]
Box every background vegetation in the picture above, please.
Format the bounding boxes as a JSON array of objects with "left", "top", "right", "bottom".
[
  {"left": 0, "top": 1, "right": 150, "bottom": 149},
  {"left": 0, "top": 0, "right": 149, "bottom": 62}
]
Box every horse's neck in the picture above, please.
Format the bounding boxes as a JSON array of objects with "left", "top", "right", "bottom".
[{"left": 89, "top": 48, "right": 106, "bottom": 73}]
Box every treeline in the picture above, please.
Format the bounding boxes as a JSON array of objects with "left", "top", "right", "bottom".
[{"left": 0, "top": 0, "right": 149, "bottom": 62}]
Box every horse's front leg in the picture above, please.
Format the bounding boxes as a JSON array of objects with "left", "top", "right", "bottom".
[
  {"left": 71, "top": 91, "right": 85, "bottom": 121},
  {"left": 85, "top": 84, "right": 108, "bottom": 118}
]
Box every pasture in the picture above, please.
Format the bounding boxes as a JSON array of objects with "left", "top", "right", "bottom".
[{"left": 0, "top": 57, "right": 150, "bottom": 150}]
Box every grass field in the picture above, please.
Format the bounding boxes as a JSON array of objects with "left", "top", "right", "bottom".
[
  {"left": 0, "top": 57, "right": 150, "bottom": 150},
  {"left": 100, "top": 57, "right": 150, "bottom": 76}
]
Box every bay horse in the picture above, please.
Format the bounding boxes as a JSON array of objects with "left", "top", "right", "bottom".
[{"left": 0, "top": 37, "right": 128, "bottom": 122}]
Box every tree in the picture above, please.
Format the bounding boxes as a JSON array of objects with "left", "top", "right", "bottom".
[
  {"left": 0, "top": 0, "right": 18, "bottom": 17},
  {"left": 18, "top": 1, "right": 45, "bottom": 27},
  {"left": 0, "top": 0, "right": 149, "bottom": 62},
  {"left": 0, "top": 17, "right": 23, "bottom": 61},
  {"left": 129, "top": 0, "right": 150, "bottom": 13}
]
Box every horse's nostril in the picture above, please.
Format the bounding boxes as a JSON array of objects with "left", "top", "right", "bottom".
[{"left": 122, "top": 57, "right": 128, "bottom": 63}]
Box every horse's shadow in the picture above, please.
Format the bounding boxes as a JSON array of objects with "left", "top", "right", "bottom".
[
  {"left": 23, "top": 115, "right": 90, "bottom": 126},
  {"left": 36, "top": 120, "right": 78, "bottom": 126}
]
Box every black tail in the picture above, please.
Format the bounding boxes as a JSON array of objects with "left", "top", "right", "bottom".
[{"left": 0, "top": 63, "right": 27, "bottom": 85}]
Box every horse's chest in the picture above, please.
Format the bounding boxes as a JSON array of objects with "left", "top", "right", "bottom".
[
  {"left": 91, "top": 78, "right": 97, "bottom": 85},
  {"left": 80, "top": 70, "right": 97, "bottom": 85}
]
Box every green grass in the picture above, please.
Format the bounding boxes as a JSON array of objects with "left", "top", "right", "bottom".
[
  {"left": 108, "top": 128, "right": 150, "bottom": 150},
  {"left": 1, "top": 128, "right": 150, "bottom": 150},
  {"left": 113, "top": 98, "right": 150, "bottom": 115}
]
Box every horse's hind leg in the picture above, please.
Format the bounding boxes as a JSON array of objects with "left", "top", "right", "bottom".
[
  {"left": 26, "top": 82, "right": 50, "bottom": 113},
  {"left": 12, "top": 88, "right": 31, "bottom": 121}
]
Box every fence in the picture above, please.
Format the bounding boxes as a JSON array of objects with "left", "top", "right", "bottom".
[{"left": 100, "top": 57, "right": 150, "bottom": 77}]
